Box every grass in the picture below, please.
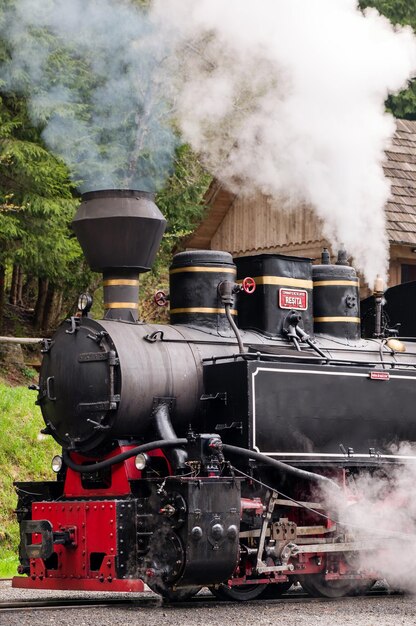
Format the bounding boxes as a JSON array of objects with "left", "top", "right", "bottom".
[
  {"left": 0, "top": 549, "right": 18, "bottom": 578},
  {"left": 0, "top": 381, "right": 59, "bottom": 577}
]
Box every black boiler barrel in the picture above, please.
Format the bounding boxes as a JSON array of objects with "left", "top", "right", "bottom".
[{"left": 37, "top": 316, "right": 246, "bottom": 453}]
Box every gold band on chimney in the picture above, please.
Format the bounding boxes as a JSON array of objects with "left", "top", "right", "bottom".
[
  {"left": 104, "top": 302, "right": 139, "bottom": 309},
  {"left": 103, "top": 279, "right": 139, "bottom": 286}
]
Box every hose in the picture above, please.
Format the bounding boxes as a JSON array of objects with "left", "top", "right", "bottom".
[
  {"left": 221, "top": 443, "right": 340, "bottom": 492},
  {"left": 225, "top": 303, "right": 246, "bottom": 353},
  {"left": 62, "top": 438, "right": 187, "bottom": 473},
  {"left": 63, "top": 437, "right": 339, "bottom": 493},
  {"left": 153, "top": 402, "right": 188, "bottom": 470}
]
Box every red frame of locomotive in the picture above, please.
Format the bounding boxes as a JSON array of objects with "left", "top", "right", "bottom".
[
  {"left": 13, "top": 444, "right": 374, "bottom": 593},
  {"left": 13, "top": 445, "right": 170, "bottom": 592}
]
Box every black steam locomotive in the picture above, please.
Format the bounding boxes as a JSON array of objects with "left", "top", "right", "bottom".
[{"left": 13, "top": 189, "right": 416, "bottom": 600}]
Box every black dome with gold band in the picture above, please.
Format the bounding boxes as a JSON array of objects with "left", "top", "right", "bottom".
[
  {"left": 169, "top": 250, "right": 237, "bottom": 331},
  {"left": 312, "top": 263, "right": 360, "bottom": 340}
]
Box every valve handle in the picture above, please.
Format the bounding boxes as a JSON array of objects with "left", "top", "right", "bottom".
[
  {"left": 242, "top": 277, "right": 256, "bottom": 294},
  {"left": 154, "top": 290, "right": 169, "bottom": 307}
]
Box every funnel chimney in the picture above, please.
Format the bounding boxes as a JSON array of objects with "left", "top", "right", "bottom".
[{"left": 72, "top": 189, "right": 166, "bottom": 321}]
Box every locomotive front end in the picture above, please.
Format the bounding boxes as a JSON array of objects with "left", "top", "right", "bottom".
[{"left": 39, "top": 189, "right": 167, "bottom": 451}]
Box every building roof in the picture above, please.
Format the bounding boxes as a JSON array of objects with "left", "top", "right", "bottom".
[
  {"left": 186, "top": 119, "right": 416, "bottom": 249},
  {"left": 185, "top": 179, "right": 236, "bottom": 250},
  {"left": 385, "top": 119, "right": 416, "bottom": 246}
]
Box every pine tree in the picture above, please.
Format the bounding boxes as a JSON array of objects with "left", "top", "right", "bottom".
[{"left": 360, "top": 0, "right": 416, "bottom": 119}]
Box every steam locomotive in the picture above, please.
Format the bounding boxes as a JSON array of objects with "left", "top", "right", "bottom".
[{"left": 13, "top": 189, "right": 416, "bottom": 601}]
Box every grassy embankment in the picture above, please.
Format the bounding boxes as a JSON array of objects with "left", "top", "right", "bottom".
[{"left": 0, "top": 380, "right": 58, "bottom": 577}]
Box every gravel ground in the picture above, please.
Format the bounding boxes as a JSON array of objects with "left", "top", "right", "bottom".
[{"left": 1, "top": 581, "right": 416, "bottom": 626}]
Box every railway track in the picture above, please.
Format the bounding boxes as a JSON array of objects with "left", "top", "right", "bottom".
[
  {"left": 0, "top": 596, "right": 161, "bottom": 612},
  {"left": 0, "top": 587, "right": 398, "bottom": 613}
]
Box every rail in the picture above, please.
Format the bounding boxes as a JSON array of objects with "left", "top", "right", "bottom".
[
  {"left": 202, "top": 351, "right": 416, "bottom": 369},
  {"left": 0, "top": 585, "right": 397, "bottom": 613},
  {"left": 0, "top": 336, "right": 42, "bottom": 344}
]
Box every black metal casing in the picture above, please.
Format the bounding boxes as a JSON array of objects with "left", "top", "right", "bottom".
[
  {"left": 361, "top": 280, "right": 416, "bottom": 337},
  {"left": 312, "top": 263, "right": 360, "bottom": 340},
  {"left": 72, "top": 190, "right": 166, "bottom": 322},
  {"left": 136, "top": 477, "right": 241, "bottom": 587},
  {"left": 38, "top": 189, "right": 416, "bottom": 462},
  {"left": 72, "top": 189, "right": 166, "bottom": 273},
  {"left": 235, "top": 254, "right": 314, "bottom": 336},
  {"left": 169, "top": 250, "right": 237, "bottom": 332},
  {"left": 38, "top": 316, "right": 250, "bottom": 452},
  {"left": 202, "top": 359, "right": 416, "bottom": 460}
]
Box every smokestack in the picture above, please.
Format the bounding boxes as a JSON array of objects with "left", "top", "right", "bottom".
[{"left": 72, "top": 189, "right": 166, "bottom": 321}]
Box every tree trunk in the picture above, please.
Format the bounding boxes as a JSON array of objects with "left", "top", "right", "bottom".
[
  {"left": 16, "top": 265, "right": 24, "bottom": 306},
  {"left": 34, "top": 277, "right": 49, "bottom": 329},
  {"left": 9, "top": 263, "right": 19, "bottom": 305},
  {"left": 53, "top": 290, "right": 64, "bottom": 327},
  {"left": 0, "top": 265, "right": 5, "bottom": 330},
  {"left": 41, "top": 285, "right": 63, "bottom": 332},
  {"left": 22, "top": 274, "right": 35, "bottom": 308}
]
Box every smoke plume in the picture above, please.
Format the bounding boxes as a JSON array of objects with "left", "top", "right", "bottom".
[
  {"left": 2, "top": 1, "right": 416, "bottom": 285},
  {"left": 155, "top": 0, "right": 416, "bottom": 286},
  {"left": 324, "top": 446, "right": 416, "bottom": 592},
  {"left": 1, "top": 0, "right": 178, "bottom": 192}
]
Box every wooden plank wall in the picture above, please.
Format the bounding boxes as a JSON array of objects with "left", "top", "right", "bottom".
[{"left": 210, "top": 192, "right": 324, "bottom": 255}]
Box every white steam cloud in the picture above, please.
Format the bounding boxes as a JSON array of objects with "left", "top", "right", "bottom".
[
  {"left": 2, "top": 0, "right": 416, "bottom": 284},
  {"left": 1, "top": 0, "right": 178, "bottom": 192},
  {"left": 154, "top": 0, "right": 416, "bottom": 286},
  {"left": 324, "top": 446, "right": 416, "bottom": 592}
]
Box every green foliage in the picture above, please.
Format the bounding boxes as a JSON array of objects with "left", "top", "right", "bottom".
[
  {"left": 138, "top": 144, "right": 211, "bottom": 322},
  {"left": 360, "top": 0, "right": 416, "bottom": 26},
  {"left": 0, "top": 1, "right": 210, "bottom": 328},
  {"left": 0, "top": 550, "right": 17, "bottom": 577},
  {"left": 0, "top": 1, "right": 92, "bottom": 316},
  {"left": 360, "top": 0, "right": 416, "bottom": 119},
  {"left": 1, "top": 0, "right": 178, "bottom": 193},
  {"left": 0, "top": 92, "right": 84, "bottom": 282},
  {"left": 157, "top": 143, "right": 211, "bottom": 261},
  {"left": 0, "top": 382, "right": 59, "bottom": 575}
]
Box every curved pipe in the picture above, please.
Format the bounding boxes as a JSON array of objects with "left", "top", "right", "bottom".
[
  {"left": 63, "top": 437, "right": 339, "bottom": 493},
  {"left": 62, "top": 438, "right": 187, "bottom": 473},
  {"left": 222, "top": 443, "right": 340, "bottom": 492},
  {"left": 225, "top": 303, "right": 245, "bottom": 353},
  {"left": 153, "top": 401, "right": 188, "bottom": 470}
]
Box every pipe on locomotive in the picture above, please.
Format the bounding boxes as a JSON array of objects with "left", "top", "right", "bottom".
[
  {"left": 62, "top": 438, "right": 340, "bottom": 491},
  {"left": 62, "top": 439, "right": 188, "bottom": 473},
  {"left": 221, "top": 443, "right": 340, "bottom": 492}
]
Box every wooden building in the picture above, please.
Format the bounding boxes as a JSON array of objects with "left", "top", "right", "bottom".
[{"left": 185, "top": 120, "right": 416, "bottom": 291}]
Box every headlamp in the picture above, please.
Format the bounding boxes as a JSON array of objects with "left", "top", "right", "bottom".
[{"left": 134, "top": 453, "right": 148, "bottom": 471}]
